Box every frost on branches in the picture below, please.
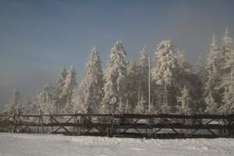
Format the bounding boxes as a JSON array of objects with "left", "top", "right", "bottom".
[
  {"left": 3, "top": 28, "right": 234, "bottom": 115},
  {"left": 152, "top": 40, "right": 198, "bottom": 114},
  {"left": 6, "top": 89, "right": 22, "bottom": 115},
  {"left": 220, "top": 28, "right": 234, "bottom": 113},
  {"left": 102, "top": 41, "right": 128, "bottom": 114},
  {"left": 63, "top": 66, "right": 77, "bottom": 113},
  {"left": 177, "top": 86, "right": 193, "bottom": 114},
  {"left": 37, "top": 66, "right": 77, "bottom": 114},
  {"left": 205, "top": 28, "right": 234, "bottom": 114},
  {"left": 38, "top": 85, "right": 55, "bottom": 114},
  {"left": 54, "top": 68, "right": 68, "bottom": 113},
  {"left": 74, "top": 48, "right": 103, "bottom": 113},
  {"left": 53, "top": 66, "right": 77, "bottom": 113},
  {"left": 128, "top": 48, "right": 149, "bottom": 114}
]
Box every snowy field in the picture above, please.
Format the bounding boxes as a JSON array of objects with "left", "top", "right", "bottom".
[{"left": 0, "top": 133, "right": 234, "bottom": 156}]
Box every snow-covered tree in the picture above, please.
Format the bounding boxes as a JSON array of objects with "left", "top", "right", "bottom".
[
  {"left": 136, "top": 49, "right": 149, "bottom": 114},
  {"left": 204, "top": 92, "right": 218, "bottom": 113},
  {"left": 54, "top": 67, "right": 77, "bottom": 113},
  {"left": 222, "top": 28, "right": 234, "bottom": 85},
  {"left": 221, "top": 79, "right": 234, "bottom": 113},
  {"left": 204, "top": 34, "right": 223, "bottom": 113},
  {"left": 20, "top": 98, "right": 35, "bottom": 114},
  {"left": 63, "top": 66, "right": 77, "bottom": 113},
  {"left": 6, "top": 92, "right": 40, "bottom": 115},
  {"left": 54, "top": 68, "right": 68, "bottom": 113},
  {"left": 127, "top": 61, "right": 139, "bottom": 113},
  {"left": 152, "top": 40, "right": 181, "bottom": 113},
  {"left": 220, "top": 31, "right": 234, "bottom": 113},
  {"left": 152, "top": 40, "right": 179, "bottom": 86},
  {"left": 102, "top": 41, "right": 128, "bottom": 114},
  {"left": 151, "top": 40, "right": 198, "bottom": 114},
  {"left": 128, "top": 48, "right": 149, "bottom": 114},
  {"left": 177, "top": 86, "right": 193, "bottom": 114},
  {"left": 26, "top": 96, "right": 41, "bottom": 115},
  {"left": 74, "top": 48, "right": 103, "bottom": 113},
  {"left": 204, "top": 29, "right": 234, "bottom": 114},
  {"left": 223, "top": 27, "right": 233, "bottom": 47},
  {"left": 38, "top": 85, "right": 55, "bottom": 114},
  {"left": 6, "top": 89, "right": 22, "bottom": 115}
]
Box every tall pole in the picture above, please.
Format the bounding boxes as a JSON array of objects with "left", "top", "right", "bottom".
[
  {"left": 231, "top": 66, "right": 233, "bottom": 90},
  {"left": 148, "top": 56, "right": 151, "bottom": 114}
]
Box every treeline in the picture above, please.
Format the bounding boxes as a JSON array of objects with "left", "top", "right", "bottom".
[{"left": 4, "top": 29, "right": 234, "bottom": 115}]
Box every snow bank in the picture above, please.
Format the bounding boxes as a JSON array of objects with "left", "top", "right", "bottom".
[{"left": 0, "top": 133, "right": 234, "bottom": 156}]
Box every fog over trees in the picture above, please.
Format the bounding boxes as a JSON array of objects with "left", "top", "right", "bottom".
[{"left": 3, "top": 29, "right": 234, "bottom": 115}]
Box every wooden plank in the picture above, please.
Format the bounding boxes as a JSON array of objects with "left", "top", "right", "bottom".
[{"left": 1, "top": 113, "right": 234, "bottom": 138}]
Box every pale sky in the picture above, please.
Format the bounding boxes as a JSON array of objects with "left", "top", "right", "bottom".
[{"left": 0, "top": 0, "right": 233, "bottom": 106}]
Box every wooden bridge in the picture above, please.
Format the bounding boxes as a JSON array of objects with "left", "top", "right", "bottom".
[{"left": 1, "top": 113, "right": 234, "bottom": 138}]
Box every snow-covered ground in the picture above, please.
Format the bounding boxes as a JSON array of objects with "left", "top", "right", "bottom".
[{"left": 0, "top": 133, "right": 234, "bottom": 156}]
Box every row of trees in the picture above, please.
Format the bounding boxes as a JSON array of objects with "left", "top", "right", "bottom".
[{"left": 5, "top": 29, "right": 234, "bottom": 115}]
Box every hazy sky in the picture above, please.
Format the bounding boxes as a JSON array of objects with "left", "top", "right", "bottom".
[{"left": 0, "top": 0, "right": 233, "bottom": 106}]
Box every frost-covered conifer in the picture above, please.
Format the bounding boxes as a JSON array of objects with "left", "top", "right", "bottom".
[
  {"left": 205, "top": 92, "right": 218, "bottom": 113},
  {"left": 74, "top": 48, "right": 103, "bottom": 113},
  {"left": 152, "top": 40, "right": 181, "bottom": 113},
  {"left": 21, "top": 98, "right": 34, "bottom": 114},
  {"left": 54, "top": 68, "right": 68, "bottom": 113},
  {"left": 27, "top": 97, "right": 41, "bottom": 114},
  {"left": 205, "top": 34, "right": 223, "bottom": 113},
  {"left": 126, "top": 61, "right": 139, "bottom": 113},
  {"left": 7, "top": 89, "right": 22, "bottom": 115},
  {"left": 152, "top": 40, "right": 197, "bottom": 114},
  {"left": 63, "top": 66, "right": 77, "bottom": 113},
  {"left": 38, "top": 85, "right": 55, "bottom": 114},
  {"left": 177, "top": 86, "right": 193, "bottom": 114},
  {"left": 221, "top": 81, "right": 234, "bottom": 113},
  {"left": 152, "top": 40, "right": 179, "bottom": 86},
  {"left": 223, "top": 27, "right": 233, "bottom": 47},
  {"left": 54, "top": 67, "right": 77, "bottom": 113},
  {"left": 128, "top": 48, "right": 149, "bottom": 114},
  {"left": 220, "top": 48, "right": 234, "bottom": 113},
  {"left": 102, "top": 41, "right": 128, "bottom": 114},
  {"left": 205, "top": 29, "right": 234, "bottom": 114}
]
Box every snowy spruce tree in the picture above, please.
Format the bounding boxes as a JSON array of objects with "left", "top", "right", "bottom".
[
  {"left": 204, "top": 34, "right": 223, "bottom": 113},
  {"left": 62, "top": 66, "right": 77, "bottom": 113},
  {"left": 6, "top": 89, "right": 22, "bottom": 115},
  {"left": 74, "top": 48, "right": 103, "bottom": 113},
  {"left": 152, "top": 40, "right": 197, "bottom": 114},
  {"left": 127, "top": 61, "right": 139, "bottom": 113},
  {"left": 221, "top": 81, "right": 234, "bottom": 113},
  {"left": 205, "top": 29, "right": 234, "bottom": 114},
  {"left": 223, "top": 27, "right": 233, "bottom": 47},
  {"left": 101, "top": 41, "right": 128, "bottom": 114},
  {"left": 20, "top": 98, "right": 35, "bottom": 115},
  {"left": 177, "top": 86, "right": 193, "bottom": 114},
  {"left": 128, "top": 48, "right": 149, "bottom": 114},
  {"left": 54, "top": 68, "right": 68, "bottom": 113},
  {"left": 136, "top": 49, "right": 149, "bottom": 114},
  {"left": 219, "top": 28, "right": 234, "bottom": 113},
  {"left": 26, "top": 97, "right": 41, "bottom": 115},
  {"left": 38, "top": 85, "right": 55, "bottom": 114},
  {"left": 152, "top": 40, "right": 181, "bottom": 113},
  {"left": 54, "top": 67, "right": 77, "bottom": 113}
]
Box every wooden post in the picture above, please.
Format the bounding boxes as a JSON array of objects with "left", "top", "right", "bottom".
[
  {"left": 39, "top": 110, "right": 44, "bottom": 133},
  {"left": 13, "top": 113, "right": 17, "bottom": 133},
  {"left": 148, "top": 56, "right": 151, "bottom": 114}
]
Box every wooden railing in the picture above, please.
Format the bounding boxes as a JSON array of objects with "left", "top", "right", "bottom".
[{"left": 0, "top": 113, "right": 234, "bottom": 138}]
